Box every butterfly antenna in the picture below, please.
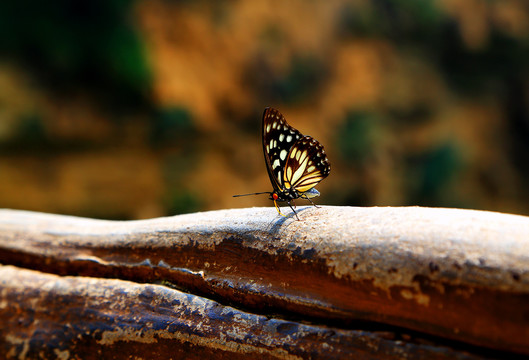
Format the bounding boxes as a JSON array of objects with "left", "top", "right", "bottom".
[{"left": 233, "top": 192, "right": 271, "bottom": 197}]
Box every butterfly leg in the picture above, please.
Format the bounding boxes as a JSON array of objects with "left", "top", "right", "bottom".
[
  {"left": 302, "top": 194, "right": 320, "bottom": 208},
  {"left": 287, "top": 201, "right": 300, "bottom": 221}
]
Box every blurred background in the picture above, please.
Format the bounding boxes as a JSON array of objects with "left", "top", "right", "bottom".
[{"left": 0, "top": 0, "right": 528, "bottom": 220}]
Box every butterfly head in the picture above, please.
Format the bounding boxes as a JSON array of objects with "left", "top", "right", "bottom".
[{"left": 270, "top": 191, "right": 290, "bottom": 202}]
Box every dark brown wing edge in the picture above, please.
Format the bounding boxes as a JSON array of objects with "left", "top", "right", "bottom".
[{"left": 262, "top": 108, "right": 282, "bottom": 193}]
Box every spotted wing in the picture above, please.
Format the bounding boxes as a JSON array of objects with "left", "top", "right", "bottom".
[
  {"left": 262, "top": 107, "right": 303, "bottom": 191},
  {"left": 283, "top": 136, "right": 331, "bottom": 194}
]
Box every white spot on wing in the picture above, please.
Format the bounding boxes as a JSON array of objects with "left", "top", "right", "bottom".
[
  {"left": 280, "top": 150, "right": 287, "bottom": 160},
  {"left": 272, "top": 159, "right": 281, "bottom": 169},
  {"left": 279, "top": 134, "right": 285, "bottom": 142}
]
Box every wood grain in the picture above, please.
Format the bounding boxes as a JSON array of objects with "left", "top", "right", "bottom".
[{"left": 1, "top": 206, "right": 528, "bottom": 358}]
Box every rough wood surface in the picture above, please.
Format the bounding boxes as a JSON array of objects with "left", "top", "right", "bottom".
[{"left": 0, "top": 206, "right": 528, "bottom": 359}]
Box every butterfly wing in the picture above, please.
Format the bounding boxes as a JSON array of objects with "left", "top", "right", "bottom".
[
  {"left": 262, "top": 107, "right": 303, "bottom": 192},
  {"left": 283, "top": 136, "right": 331, "bottom": 194}
]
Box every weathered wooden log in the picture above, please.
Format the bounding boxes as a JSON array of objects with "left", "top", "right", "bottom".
[{"left": 0, "top": 206, "right": 528, "bottom": 359}]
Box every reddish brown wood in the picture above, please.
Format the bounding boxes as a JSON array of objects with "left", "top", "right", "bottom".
[
  {"left": 0, "top": 265, "right": 480, "bottom": 359},
  {"left": 0, "top": 206, "right": 528, "bottom": 358}
]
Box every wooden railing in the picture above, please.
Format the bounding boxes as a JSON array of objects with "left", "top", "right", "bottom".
[{"left": 1, "top": 206, "right": 528, "bottom": 359}]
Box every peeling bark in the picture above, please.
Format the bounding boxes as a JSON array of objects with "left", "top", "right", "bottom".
[{"left": 0, "top": 206, "right": 528, "bottom": 358}]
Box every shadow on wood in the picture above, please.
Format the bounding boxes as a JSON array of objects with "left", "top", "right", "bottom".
[{"left": 0, "top": 206, "right": 528, "bottom": 359}]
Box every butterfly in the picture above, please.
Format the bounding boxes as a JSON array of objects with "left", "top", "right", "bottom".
[{"left": 234, "top": 107, "right": 331, "bottom": 219}]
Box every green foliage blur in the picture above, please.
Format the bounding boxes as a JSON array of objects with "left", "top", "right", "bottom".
[{"left": 0, "top": 0, "right": 151, "bottom": 106}]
